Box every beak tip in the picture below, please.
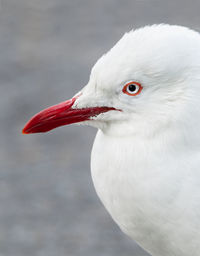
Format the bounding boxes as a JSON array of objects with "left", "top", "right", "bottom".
[
  {"left": 22, "top": 127, "right": 28, "bottom": 134},
  {"left": 22, "top": 122, "right": 32, "bottom": 134}
]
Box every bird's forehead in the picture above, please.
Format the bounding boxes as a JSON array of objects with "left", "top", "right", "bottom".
[{"left": 91, "top": 24, "right": 200, "bottom": 90}]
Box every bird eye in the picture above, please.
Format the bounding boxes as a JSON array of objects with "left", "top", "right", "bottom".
[{"left": 122, "top": 82, "right": 143, "bottom": 96}]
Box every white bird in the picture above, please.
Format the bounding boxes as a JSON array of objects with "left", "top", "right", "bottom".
[{"left": 23, "top": 24, "right": 200, "bottom": 256}]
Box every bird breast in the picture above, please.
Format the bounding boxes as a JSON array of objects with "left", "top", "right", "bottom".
[{"left": 91, "top": 130, "right": 200, "bottom": 256}]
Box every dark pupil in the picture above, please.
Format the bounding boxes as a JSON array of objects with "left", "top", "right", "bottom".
[{"left": 128, "top": 84, "right": 136, "bottom": 92}]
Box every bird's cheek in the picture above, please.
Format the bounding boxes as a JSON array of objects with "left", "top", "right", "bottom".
[{"left": 118, "top": 94, "right": 137, "bottom": 108}]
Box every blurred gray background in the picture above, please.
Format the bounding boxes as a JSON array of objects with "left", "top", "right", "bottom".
[{"left": 1, "top": 0, "right": 200, "bottom": 255}]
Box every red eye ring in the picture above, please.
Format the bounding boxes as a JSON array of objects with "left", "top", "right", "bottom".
[{"left": 122, "top": 81, "right": 143, "bottom": 96}]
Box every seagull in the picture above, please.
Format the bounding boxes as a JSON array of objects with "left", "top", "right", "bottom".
[{"left": 22, "top": 24, "right": 200, "bottom": 256}]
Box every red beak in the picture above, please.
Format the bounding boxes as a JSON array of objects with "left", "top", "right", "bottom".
[{"left": 22, "top": 97, "right": 116, "bottom": 134}]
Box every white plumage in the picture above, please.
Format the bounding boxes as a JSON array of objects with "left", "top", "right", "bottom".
[
  {"left": 24, "top": 24, "right": 200, "bottom": 256},
  {"left": 75, "top": 24, "right": 200, "bottom": 256}
]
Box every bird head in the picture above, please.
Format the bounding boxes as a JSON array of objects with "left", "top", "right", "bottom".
[{"left": 23, "top": 24, "right": 200, "bottom": 138}]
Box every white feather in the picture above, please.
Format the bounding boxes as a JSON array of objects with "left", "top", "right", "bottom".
[{"left": 75, "top": 24, "right": 200, "bottom": 256}]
